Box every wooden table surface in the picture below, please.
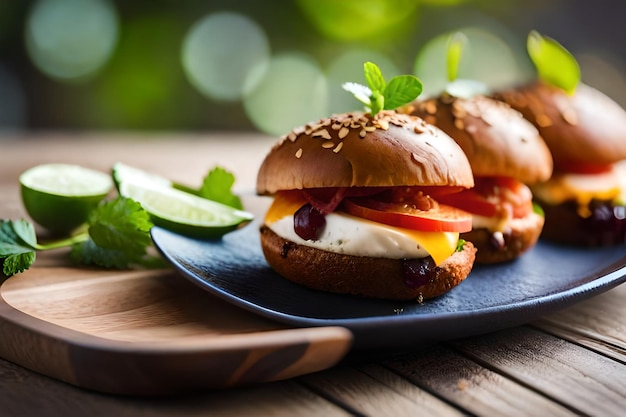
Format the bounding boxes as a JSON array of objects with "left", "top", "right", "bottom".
[{"left": 1, "top": 132, "right": 626, "bottom": 416}]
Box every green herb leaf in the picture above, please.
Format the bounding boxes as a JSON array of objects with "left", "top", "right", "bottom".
[
  {"left": 71, "top": 197, "right": 163, "bottom": 269},
  {"left": 447, "top": 32, "right": 467, "bottom": 82},
  {"left": 0, "top": 220, "right": 37, "bottom": 277},
  {"left": 532, "top": 201, "right": 545, "bottom": 216},
  {"left": 364, "top": 62, "right": 386, "bottom": 93},
  {"left": 343, "top": 61, "right": 423, "bottom": 116},
  {"left": 383, "top": 75, "right": 423, "bottom": 109},
  {"left": 527, "top": 30, "right": 580, "bottom": 94},
  {"left": 198, "top": 166, "right": 243, "bottom": 210},
  {"left": 456, "top": 238, "right": 466, "bottom": 252}
]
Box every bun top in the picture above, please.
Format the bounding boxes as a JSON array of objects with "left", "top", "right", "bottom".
[
  {"left": 494, "top": 81, "right": 626, "bottom": 168},
  {"left": 401, "top": 94, "right": 553, "bottom": 184},
  {"left": 256, "top": 111, "right": 474, "bottom": 195}
]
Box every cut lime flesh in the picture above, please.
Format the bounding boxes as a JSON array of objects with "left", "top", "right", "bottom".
[
  {"left": 119, "top": 181, "right": 254, "bottom": 239},
  {"left": 20, "top": 164, "right": 113, "bottom": 234},
  {"left": 112, "top": 162, "right": 199, "bottom": 196}
]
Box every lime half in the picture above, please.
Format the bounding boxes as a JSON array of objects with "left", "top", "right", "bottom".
[
  {"left": 118, "top": 181, "right": 254, "bottom": 239},
  {"left": 20, "top": 163, "right": 113, "bottom": 234}
]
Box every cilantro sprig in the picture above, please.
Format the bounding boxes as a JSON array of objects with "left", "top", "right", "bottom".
[
  {"left": 1, "top": 165, "right": 243, "bottom": 279},
  {"left": 343, "top": 61, "right": 423, "bottom": 116},
  {"left": 527, "top": 30, "right": 581, "bottom": 94}
]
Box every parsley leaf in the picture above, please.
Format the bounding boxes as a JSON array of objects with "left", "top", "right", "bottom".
[
  {"left": 197, "top": 166, "right": 243, "bottom": 210},
  {"left": 343, "top": 61, "right": 423, "bottom": 116},
  {"left": 71, "top": 197, "right": 164, "bottom": 269},
  {"left": 0, "top": 219, "right": 37, "bottom": 277}
]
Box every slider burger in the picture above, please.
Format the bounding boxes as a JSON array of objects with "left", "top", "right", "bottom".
[
  {"left": 256, "top": 110, "right": 477, "bottom": 301},
  {"left": 494, "top": 81, "right": 626, "bottom": 245},
  {"left": 400, "top": 93, "right": 553, "bottom": 263}
]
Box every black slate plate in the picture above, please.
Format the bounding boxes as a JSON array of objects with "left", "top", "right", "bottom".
[{"left": 152, "top": 218, "right": 626, "bottom": 350}]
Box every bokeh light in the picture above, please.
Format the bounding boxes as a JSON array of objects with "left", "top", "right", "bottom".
[
  {"left": 25, "top": 0, "right": 118, "bottom": 81},
  {"left": 243, "top": 52, "right": 327, "bottom": 136},
  {"left": 326, "top": 49, "right": 400, "bottom": 115},
  {"left": 414, "top": 27, "right": 532, "bottom": 97},
  {"left": 296, "top": 0, "right": 419, "bottom": 42},
  {"left": 182, "top": 12, "right": 270, "bottom": 102}
]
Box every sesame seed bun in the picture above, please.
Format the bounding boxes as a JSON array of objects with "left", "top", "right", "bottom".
[
  {"left": 260, "top": 226, "right": 477, "bottom": 301},
  {"left": 493, "top": 81, "right": 626, "bottom": 169},
  {"left": 256, "top": 110, "right": 474, "bottom": 194},
  {"left": 400, "top": 93, "right": 552, "bottom": 263},
  {"left": 400, "top": 94, "right": 553, "bottom": 184},
  {"left": 256, "top": 110, "right": 477, "bottom": 300}
]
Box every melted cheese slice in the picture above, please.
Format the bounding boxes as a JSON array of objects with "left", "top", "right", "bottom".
[
  {"left": 532, "top": 166, "right": 624, "bottom": 217},
  {"left": 264, "top": 193, "right": 459, "bottom": 266}
]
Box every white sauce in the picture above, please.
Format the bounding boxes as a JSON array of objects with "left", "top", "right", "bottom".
[{"left": 268, "top": 212, "right": 431, "bottom": 259}]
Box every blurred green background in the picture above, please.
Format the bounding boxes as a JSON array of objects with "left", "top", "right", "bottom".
[{"left": 1, "top": 0, "right": 624, "bottom": 136}]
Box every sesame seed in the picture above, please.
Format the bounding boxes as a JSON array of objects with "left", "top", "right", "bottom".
[
  {"left": 333, "top": 142, "right": 343, "bottom": 153},
  {"left": 287, "top": 132, "right": 297, "bottom": 142},
  {"left": 359, "top": 129, "right": 367, "bottom": 138},
  {"left": 338, "top": 127, "right": 349, "bottom": 139},
  {"left": 536, "top": 114, "right": 553, "bottom": 127},
  {"left": 377, "top": 119, "right": 389, "bottom": 130},
  {"left": 425, "top": 101, "right": 437, "bottom": 114},
  {"left": 322, "top": 141, "right": 335, "bottom": 149},
  {"left": 295, "top": 148, "right": 303, "bottom": 158},
  {"left": 312, "top": 129, "right": 331, "bottom": 139},
  {"left": 364, "top": 126, "right": 376, "bottom": 132},
  {"left": 454, "top": 119, "right": 465, "bottom": 130},
  {"left": 562, "top": 109, "right": 579, "bottom": 126},
  {"left": 331, "top": 122, "right": 342, "bottom": 130}
]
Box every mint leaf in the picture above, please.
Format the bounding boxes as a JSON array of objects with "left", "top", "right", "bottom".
[
  {"left": 364, "top": 62, "right": 386, "bottom": 93},
  {"left": 447, "top": 32, "right": 467, "bottom": 82},
  {"left": 342, "top": 82, "right": 372, "bottom": 106},
  {"left": 343, "top": 61, "right": 423, "bottom": 116},
  {"left": 198, "top": 166, "right": 243, "bottom": 210},
  {"left": 527, "top": 30, "right": 580, "bottom": 94},
  {"left": 383, "top": 75, "right": 423, "bottom": 109},
  {"left": 0, "top": 220, "right": 37, "bottom": 277}
]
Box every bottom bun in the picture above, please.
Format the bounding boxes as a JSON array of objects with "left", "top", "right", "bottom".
[
  {"left": 462, "top": 212, "right": 545, "bottom": 264},
  {"left": 540, "top": 200, "right": 626, "bottom": 246},
  {"left": 260, "top": 226, "right": 476, "bottom": 301}
]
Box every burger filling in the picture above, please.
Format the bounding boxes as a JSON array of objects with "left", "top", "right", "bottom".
[
  {"left": 435, "top": 176, "right": 535, "bottom": 249},
  {"left": 530, "top": 162, "right": 626, "bottom": 244},
  {"left": 264, "top": 188, "right": 472, "bottom": 266}
]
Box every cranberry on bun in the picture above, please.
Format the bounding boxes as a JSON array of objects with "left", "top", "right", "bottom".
[
  {"left": 401, "top": 93, "right": 553, "bottom": 263},
  {"left": 256, "top": 110, "right": 477, "bottom": 301}
]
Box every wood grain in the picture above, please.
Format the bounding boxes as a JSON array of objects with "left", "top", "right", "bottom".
[
  {"left": 450, "top": 327, "right": 626, "bottom": 417},
  {"left": 383, "top": 343, "right": 576, "bottom": 416},
  {"left": 0, "top": 263, "right": 352, "bottom": 395}
]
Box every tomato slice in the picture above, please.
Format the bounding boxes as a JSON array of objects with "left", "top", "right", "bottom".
[
  {"left": 341, "top": 198, "right": 472, "bottom": 232},
  {"left": 556, "top": 160, "right": 614, "bottom": 175},
  {"left": 437, "top": 177, "right": 533, "bottom": 219}
]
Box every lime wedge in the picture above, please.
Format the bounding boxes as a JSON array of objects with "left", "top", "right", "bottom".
[
  {"left": 118, "top": 181, "right": 254, "bottom": 239},
  {"left": 20, "top": 164, "right": 113, "bottom": 234},
  {"left": 112, "top": 162, "right": 198, "bottom": 196}
]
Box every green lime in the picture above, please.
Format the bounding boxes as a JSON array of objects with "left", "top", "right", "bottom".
[
  {"left": 20, "top": 164, "right": 113, "bottom": 235},
  {"left": 112, "top": 162, "right": 198, "bottom": 195},
  {"left": 118, "top": 181, "right": 254, "bottom": 239}
]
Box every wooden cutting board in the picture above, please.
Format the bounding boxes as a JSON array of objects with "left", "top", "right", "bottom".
[{"left": 0, "top": 259, "right": 352, "bottom": 395}]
